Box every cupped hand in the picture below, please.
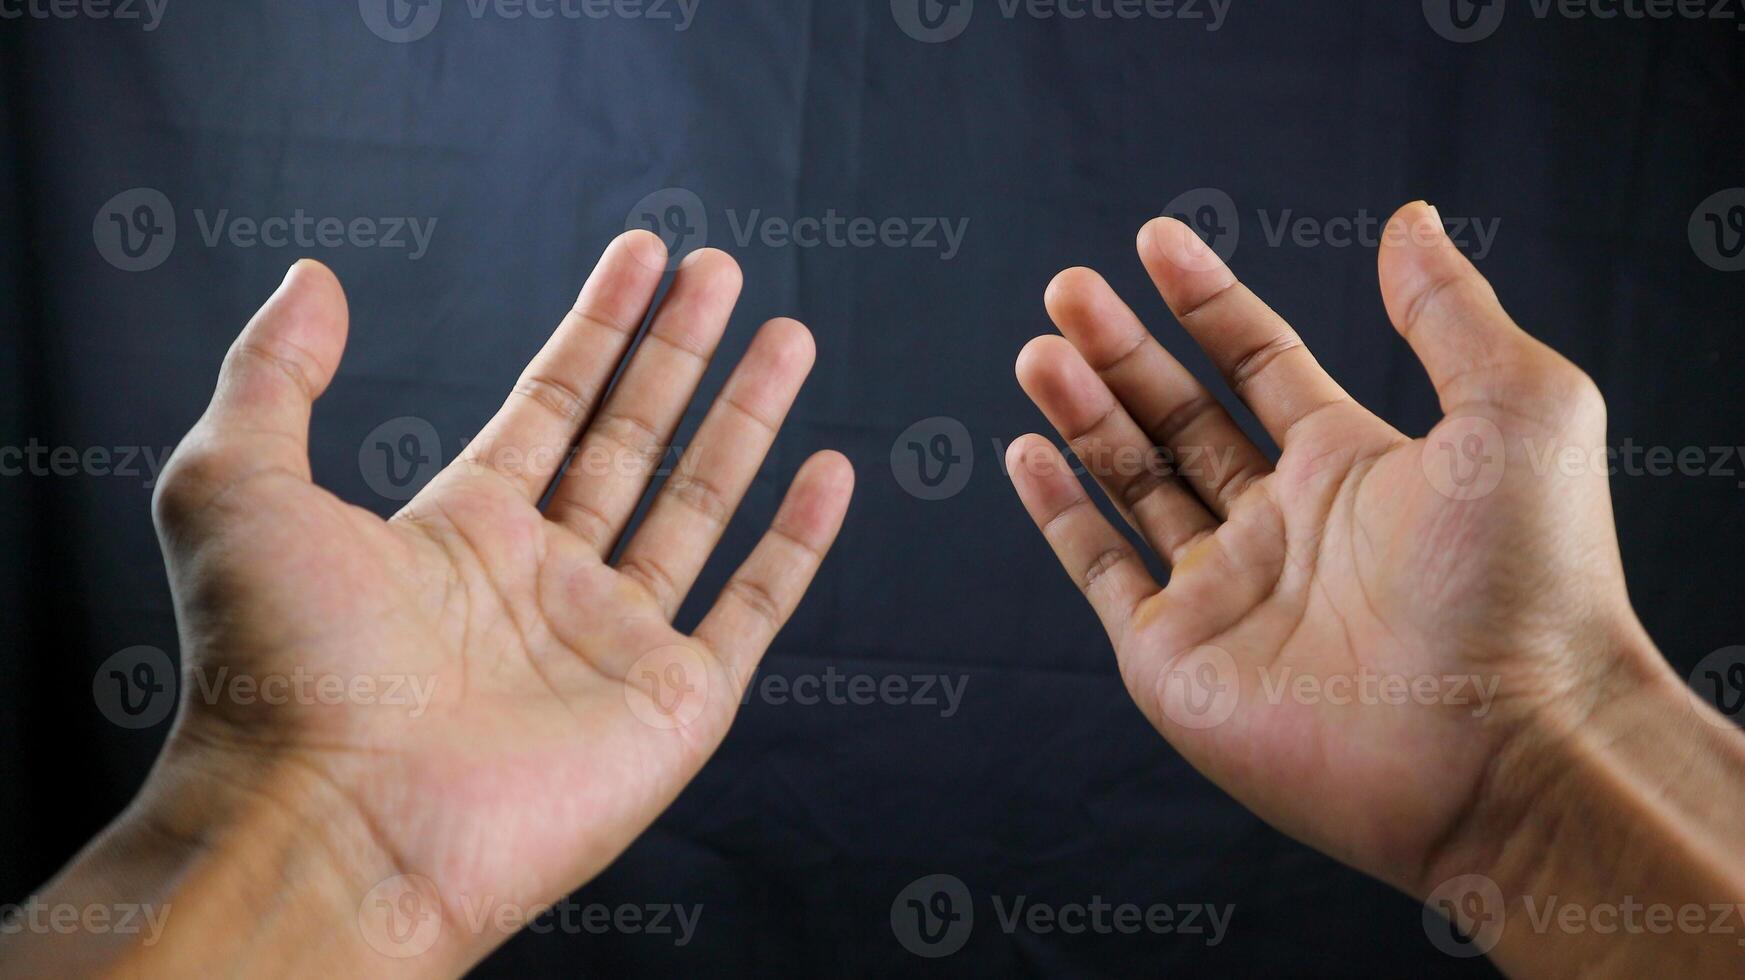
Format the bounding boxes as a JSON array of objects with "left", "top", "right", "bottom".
[
  {"left": 146, "top": 233, "right": 852, "bottom": 965},
  {"left": 1006, "top": 202, "right": 1666, "bottom": 895}
]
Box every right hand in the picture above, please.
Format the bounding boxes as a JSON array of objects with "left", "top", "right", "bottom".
[{"left": 1006, "top": 201, "right": 1672, "bottom": 897}]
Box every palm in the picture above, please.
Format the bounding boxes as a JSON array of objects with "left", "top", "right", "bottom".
[
  {"left": 1012, "top": 204, "right": 1626, "bottom": 892},
  {"left": 152, "top": 239, "right": 852, "bottom": 950}
]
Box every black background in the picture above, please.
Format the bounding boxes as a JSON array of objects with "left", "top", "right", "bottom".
[{"left": 3, "top": 1, "right": 1742, "bottom": 976}]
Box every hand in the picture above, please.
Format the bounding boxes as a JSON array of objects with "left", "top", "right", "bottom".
[
  {"left": 121, "top": 234, "right": 851, "bottom": 973},
  {"left": 1005, "top": 202, "right": 1668, "bottom": 896}
]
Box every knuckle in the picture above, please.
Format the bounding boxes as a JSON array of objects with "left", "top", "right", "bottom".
[
  {"left": 723, "top": 576, "right": 785, "bottom": 632},
  {"left": 664, "top": 471, "right": 734, "bottom": 525},
  {"left": 619, "top": 554, "right": 680, "bottom": 610},
  {"left": 151, "top": 439, "right": 231, "bottom": 529}
]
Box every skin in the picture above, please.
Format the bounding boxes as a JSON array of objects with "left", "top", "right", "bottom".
[
  {"left": 4, "top": 204, "right": 1744, "bottom": 978},
  {"left": 1007, "top": 202, "right": 1745, "bottom": 977},
  {"left": 0, "top": 232, "right": 854, "bottom": 976}
]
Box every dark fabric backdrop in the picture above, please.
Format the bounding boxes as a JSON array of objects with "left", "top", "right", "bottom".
[{"left": 3, "top": 1, "right": 1742, "bottom": 976}]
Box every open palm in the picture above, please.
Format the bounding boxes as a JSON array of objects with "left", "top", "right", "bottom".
[
  {"left": 150, "top": 233, "right": 852, "bottom": 966},
  {"left": 1008, "top": 202, "right": 1650, "bottom": 895}
]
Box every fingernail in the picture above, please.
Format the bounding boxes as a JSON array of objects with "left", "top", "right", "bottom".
[{"left": 1421, "top": 201, "right": 1446, "bottom": 240}]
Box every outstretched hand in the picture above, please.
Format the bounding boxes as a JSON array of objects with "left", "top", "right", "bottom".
[
  {"left": 1007, "top": 202, "right": 1664, "bottom": 896},
  {"left": 139, "top": 233, "right": 852, "bottom": 971}
]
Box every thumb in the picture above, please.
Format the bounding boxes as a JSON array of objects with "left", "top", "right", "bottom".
[
  {"left": 1377, "top": 201, "right": 1578, "bottom": 420},
  {"left": 153, "top": 261, "right": 349, "bottom": 530}
]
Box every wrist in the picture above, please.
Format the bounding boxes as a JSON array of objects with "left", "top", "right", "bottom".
[
  {"left": 1419, "top": 622, "right": 1745, "bottom": 974},
  {"left": 22, "top": 724, "right": 466, "bottom": 979},
  {"left": 155, "top": 723, "right": 475, "bottom": 976}
]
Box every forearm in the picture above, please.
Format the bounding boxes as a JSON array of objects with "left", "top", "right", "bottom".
[
  {"left": 0, "top": 734, "right": 466, "bottom": 979},
  {"left": 1431, "top": 629, "right": 1745, "bottom": 977}
]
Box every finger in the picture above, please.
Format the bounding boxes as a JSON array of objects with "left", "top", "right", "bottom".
[
  {"left": 1137, "top": 217, "right": 1379, "bottom": 447},
  {"left": 1016, "top": 335, "right": 1218, "bottom": 563},
  {"left": 458, "top": 230, "right": 667, "bottom": 500},
  {"left": 1043, "top": 266, "right": 1272, "bottom": 516},
  {"left": 616, "top": 318, "right": 816, "bottom": 618},
  {"left": 547, "top": 249, "right": 744, "bottom": 552},
  {"left": 1004, "top": 434, "right": 1159, "bottom": 645},
  {"left": 694, "top": 451, "right": 854, "bottom": 683},
  {"left": 153, "top": 261, "right": 348, "bottom": 530},
  {"left": 1377, "top": 201, "right": 1574, "bottom": 418}
]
